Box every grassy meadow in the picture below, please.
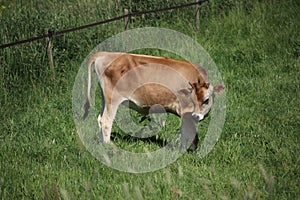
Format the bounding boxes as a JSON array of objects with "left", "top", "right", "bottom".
[{"left": 1, "top": 0, "right": 299, "bottom": 199}]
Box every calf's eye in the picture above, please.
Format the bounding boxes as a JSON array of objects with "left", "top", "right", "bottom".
[{"left": 203, "top": 98, "right": 209, "bottom": 105}]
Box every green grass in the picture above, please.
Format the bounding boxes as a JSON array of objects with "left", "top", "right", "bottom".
[{"left": 1, "top": 0, "right": 299, "bottom": 199}]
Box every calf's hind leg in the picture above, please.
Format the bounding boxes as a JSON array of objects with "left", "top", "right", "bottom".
[
  {"left": 98, "top": 104, "right": 119, "bottom": 143},
  {"left": 98, "top": 92, "right": 125, "bottom": 143}
]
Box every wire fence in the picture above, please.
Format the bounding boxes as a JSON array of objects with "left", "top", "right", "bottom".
[{"left": 0, "top": 0, "right": 208, "bottom": 49}]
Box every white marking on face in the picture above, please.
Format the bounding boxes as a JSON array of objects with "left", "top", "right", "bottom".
[{"left": 192, "top": 113, "right": 204, "bottom": 122}]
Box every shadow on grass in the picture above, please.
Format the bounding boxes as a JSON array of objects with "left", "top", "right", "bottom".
[{"left": 111, "top": 131, "right": 168, "bottom": 148}]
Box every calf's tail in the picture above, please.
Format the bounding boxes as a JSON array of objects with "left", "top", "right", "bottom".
[{"left": 83, "top": 54, "right": 97, "bottom": 119}]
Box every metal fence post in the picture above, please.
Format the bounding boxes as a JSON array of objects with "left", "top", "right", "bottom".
[
  {"left": 124, "top": 9, "right": 130, "bottom": 51},
  {"left": 45, "top": 28, "right": 55, "bottom": 80},
  {"left": 124, "top": 9, "right": 129, "bottom": 30},
  {"left": 195, "top": 1, "right": 200, "bottom": 31}
]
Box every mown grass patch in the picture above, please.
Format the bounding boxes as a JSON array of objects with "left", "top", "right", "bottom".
[{"left": 1, "top": 0, "right": 299, "bottom": 199}]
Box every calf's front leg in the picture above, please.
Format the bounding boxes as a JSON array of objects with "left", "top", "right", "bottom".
[{"left": 180, "top": 112, "right": 198, "bottom": 151}]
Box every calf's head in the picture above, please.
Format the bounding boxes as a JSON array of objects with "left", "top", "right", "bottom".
[{"left": 190, "top": 77, "right": 225, "bottom": 122}]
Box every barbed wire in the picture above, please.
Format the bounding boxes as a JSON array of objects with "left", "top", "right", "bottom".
[{"left": 0, "top": 0, "right": 208, "bottom": 49}]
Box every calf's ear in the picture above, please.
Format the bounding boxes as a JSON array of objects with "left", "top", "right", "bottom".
[
  {"left": 178, "top": 87, "right": 193, "bottom": 96},
  {"left": 213, "top": 84, "right": 225, "bottom": 93}
]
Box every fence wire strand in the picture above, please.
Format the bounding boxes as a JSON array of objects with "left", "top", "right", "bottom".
[{"left": 0, "top": 0, "right": 208, "bottom": 49}]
